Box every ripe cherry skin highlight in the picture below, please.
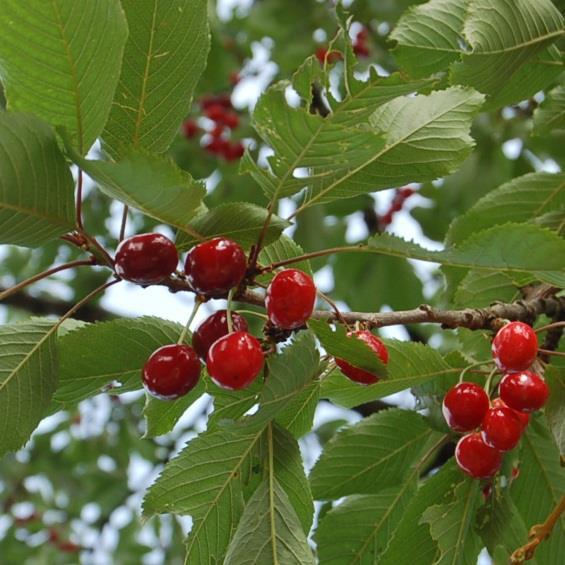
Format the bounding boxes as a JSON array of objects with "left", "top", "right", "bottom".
[
  {"left": 115, "top": 233, "right": 178, "bottom": 284},
  {"left": 481, "top": 405, "right": 523, "bottom": 451},
  {"left": 192, "top": 310, "right": 248, "bottom": 360},
  {"left": 499, "top": 371, "right": 549, "bottom": 412},
  {"left": 491, "top": 397, "right": 529, "bottom": 430},
  {"left": 184, "top": 237, "right": 247, "bottom": 296},
  {"left": 491, "top": 321, "right": 538, "bottom": 372},
  {"left": 455, "top": 433, "right": 502, "bottom": 479},
  {"left": 142, "top": 344, "right": 201, "bottom": 400},
  {"left": 265, "top": 269, "right": 316, "bottom": 329},
  {"left": 442, "top": 382, "right": 489, "bottom": 432},
  {"left": 206, "top": 331, "right": 264, "bottom": 390},
  {"left": 335, "top": 330, "right": 389, "bottom": 385}
]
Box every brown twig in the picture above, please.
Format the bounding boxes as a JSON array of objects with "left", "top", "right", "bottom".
[
  {"left": 119, "top": 205, "right": 129, "bottom": 242},
  {"left": 510, "top": 496, "right": 565, "bottom": 563}
]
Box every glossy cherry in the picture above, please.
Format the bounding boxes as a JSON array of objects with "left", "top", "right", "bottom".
[
  {"left": 442, "top": 382, "right": 489, "bottom": 432},
  {"left": 455, "top": 433, "right": 502, "bottom": 479},
  {"left": 492, "top": 321, "right": 538, "bottom": 372},
  {"left": 266, "top": 269, "right": 316, "bottom": 329},
  {"left": 142, "top": 344, "right": 201, "bottom": 400},
  {"left": 499, "top": 371, "right": 549, "bottom": 412},
  {"left": 481, "top": 405, "right": 523, "bottom": 451},
  {"left": 192, "top": 310, "right": 248, "bottom": 360},
  {"left": 335, "top": 330, "right": 389, "bottom": 385},
  {"left": 184, "top": 237, "right": 247, "bottom": 296},
  {"left": 115, "top": 233, "right": 178, "bottom": 284},
  {"left": 491, "top": 397, "right": 529, "bottom": 430},
  {"left": 206, "top": 331, "right": 264, "bottom": 390}
]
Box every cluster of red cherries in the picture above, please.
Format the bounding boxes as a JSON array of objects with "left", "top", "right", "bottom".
[
  {"left": 379, "top": 187, "right": 415, "bottom": 230},
  {"left": 113, "top": 232, "right": 391, "bottom": 399},
  {"left": 443, "top": 322, "right": 549, "bottom": 479},
  {"left": 182, "top": 93, "right": 245, "bottom": 162}
]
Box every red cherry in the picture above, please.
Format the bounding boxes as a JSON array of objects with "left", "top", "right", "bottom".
[
  {"left": 399, "top": 187, "right": 415, "bottom": 198},
  {"left": 222, "top": 111, "right": 239, "bottom": 130},
  {"left": 205, "top": 137, "right": 229, "bottom": 155},
  {"left": 455, "top": 432, "right": 502, "bottom": 479},
  {"left": 492, "top": 321, "right": 538, "bottom": 372},
  {"left": 115, "top": 233, "right": 178, "bottom": 284},
  {"left": 205, "top": 103, "right": 226, "bottom": 122},
  {"left": 142, "top": 344, "right": 201, "bottom": 400},
  {"left": 182, "top": 119, "right": 199, "bottom": 139},
  {"left": 335, "top": 330, "right": 389, "bottom": 385},
  {"left": 499, "top": 371, "right": 549, "bottom": 412},
  {"left": 211, "top": 124, "right": 224, "bottom": 138},
  {"left": 356, "top": 28, "right": 369, "bottom": 42},
  {"left": 206, "top": 331, "right": 264, "bottom": 390},
  {"left": 229, "top": 71, "right": 240, "bottom": 86},
  {"left": 315, "top": 46, "right": 328, "bottom": 64},
  {"left": 491, "top": 397, "right": 529, "bottom": 430},
  {"left": 223, "top": 141, "right": 245, "bottom": 161},
  {"left": 481, "top": 405, "right": 523, "bottom": 451},
  {"left": 353, "top": 42, "right": 370, "bottom": 58},
  {"left": 380, "top": 212, "right": 393, "bottom": 226},
  {"left": 184, "top": 237, "right": 247, "bottom": 297},
  {"left": 192, "top": 310, "right": 248, "bottom": 360},
  {"left": 442, "top": 382, "right": 489, "bottom": 432},
  {"left": 266, "top": 269, "right": 316, "bottom": 329}
]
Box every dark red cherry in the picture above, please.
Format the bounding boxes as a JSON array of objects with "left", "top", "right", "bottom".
[
  {"left": 222, "top": 111, "right": 239, "bottom": 130},
  {"left": 499, "top": 371, "right": 549, "bottom": 412},
  {"left": 455, "top": 432, "right": 502, "bottom": 479},
  {"left": 142, "top": 344, "right": 201, "bottom": 400},
  {"left": 442, "top": 382, "right": 489, "bottom": 432},
  {"left": 492, "top": 321, "right": 538, "bottom": 372},
  {"left": 206, "top": 331, "right": 264, "bottom": 390},
  {"left": 182, "top": 119, "right": 199, "bottom": 139},
  {"left": 204, "top": 103, "right": 226, "bottom": 122},
  {"left": 491, "top": 397, "right": 529, "bottom": 430},
  {"left": 481, "top": 405, "right": 523, "bottom": 451},
  {"left": 192, "top": 310, "right": 248, "bottom": 360},
  {"left": 115, "top": 233, "right": 178, "bottom": 284},
  {"left": 223, "top": 141, "right": 245, "bottom": 161},
  {"left": 265, "top": 269, "right": 316, "bottom": 329},
  {"left": 335, "top": 330, "right": 389, "bottom": 385},
  {"left": 184, "top": 237, "right": 247, "bottom": 296}
]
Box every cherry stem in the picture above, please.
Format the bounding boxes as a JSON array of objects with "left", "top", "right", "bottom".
[
  {"left": 535, "top": 321, "right": 565, "bottom": 333},
  {"left": 317, "top": 289, "right": 350, "bottom": 329},
  {"left": 510, "top": 495, "right": 565, "bottom": 563},
  {"left": 234, "top": 309, "right": 269, "bottom": 321},
  {"left": 177, "top": 299, "right": 203, "bottom": 345},
  {"left": 458, "top": 359, "right": 495, "bottom": 384},
  {"left": 484, "top": 366, "right": 498, "bottom": 397},
  {"left": 226, "top": 288, "right": 236, "bottom": 334},
  {"left": 76, "top": 169, "right": 84, "bottom": 231},
  {"left": 538, "top": 348, "right": 565, "bottom": 358},
  {"left": 119, "top": 205, "right": 129, "bottom": 241},
  {"left": 0, "top": 258, "right": 97, "bottom": 302}
]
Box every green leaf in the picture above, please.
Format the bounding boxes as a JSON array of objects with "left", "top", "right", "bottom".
[
  {"left": 0, "top": 0, "right": 128, "bottom": 154},
  {"left": 247, "top": 85, "right": 483, "bottom": 207},
  {"left": 143, "top": 426, "right": 263, "bottom": 564},
  {"left": 315, "top": 484, "right": 416, "bottom": 564},
  {"left": 207, "top": 377, "right": 261, "bottom": 431},
  {"left": 450, "top": 0, "right": 564, "bottom": 97},
  {"left": 0, "top": 320, "right": 58, "bottom": 455},
  {"left": 0, "top": 112, "right": 74, "bottom": 247},
  {"left": 511, "top": 417, "right": 565, "bottom": 563},
  {"left": 308, "top": 320, "right": 388, "bottom": 379},
  {"left": 69, "top": 148, "right": 206, "bottom": 236},
  {"left": 446, "top": 172, "right": 565, "bottom": 245},
  {"left": 380, "top": 461, "right": 462, "bottom": 565},
  {"left": 533, "top": 83, "right": 565, "bottom": 136},
  {"left": 390, "top": 0, "right": 466, "bottom": 78},
  {"left": 223, "top": 478, "right": 315, "bottom": 565},
  {"left": 453, "top": 271, "right": 522, "bottom": 309},
  {"left": 321, "top": 341, "right": 454, "bottom": 409},
  {"left": 368, "top": 223, "right": 565, "bottom": 286},
  {"left": 258, "top": 235, "right": 312, "bottom": 278},
  {"left": 275, "top": 380, "right": 320, "bottom": 438},
  {"left": 143, "top": 378, "right": 206, "bottom": 438},
  {"left": 102, "top": 0, "right": 209, "bottom": 157},
  {"left": 310, "top": 409, "right": 443, "bottom": 499},
  {"left": 176, "top": 203, "right": 289, "bottom": 251},
  {"left": 55, "top": 317, "right": 187, "bottom": 405},
  {"left": 422, "top": 477, "right": 482, "bottom": 565},
  {"left": 545, "top": 368, "right": 565, "bottom": 456}
]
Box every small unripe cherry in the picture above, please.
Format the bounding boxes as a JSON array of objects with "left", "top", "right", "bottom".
[
  {"left": 335, "top": 330, "right": 388, "bottom": 385},
  {"left": 206, "top": 331, "right": 264, "bottom": 390},
  {"left": 455, "top": 432, "right": 502, "bottom": 479},
  {"left": 142, "top": 344, "right": 201, "bottom": 400},
  {"left": 114, "top": 233, "right": 178, "bottom": 284},
  {"left": 492, "top": 321, "right": 538, "bottom": 372},
  {"left": 442, "top": 382, "right": 489, "bottom": 432},
  {"left": 481, "top": 405, "right": 523, "bottom": 451},
  {"left": 192, "top": 310, "right": 248, "bottom": 360},
  {"left": 499, "top": 371, "right": 549, "bottom": 412},
  {"left": 184, "top": 237, "right": 247, "bottom": 297},
  {"left": 266, "top": 269, "right": 316, "bottom": 329}
]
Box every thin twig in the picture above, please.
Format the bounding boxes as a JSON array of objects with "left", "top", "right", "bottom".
[
  {"left": 538, "top": 348, "right": 565, "bottom": 358},
  {"left": 76, "top": 169, "right": 85, "bottom": 231},
  {"left": 119, "top": 205, "right": 129, "bottom": 242},
  {"left": 0, "top": 258, "right": 96, "bottom": 302}
]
